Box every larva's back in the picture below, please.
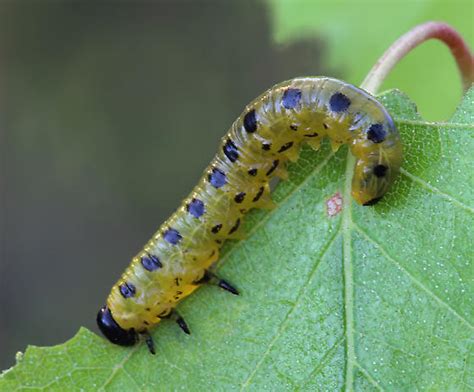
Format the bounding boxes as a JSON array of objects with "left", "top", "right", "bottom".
[{"left": 98, "top": 77, "right": 402, "bottom": 349}]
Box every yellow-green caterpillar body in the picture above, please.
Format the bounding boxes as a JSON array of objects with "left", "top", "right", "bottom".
[{"left": 97, "top": 77, "right": 402, "bottom": 353}]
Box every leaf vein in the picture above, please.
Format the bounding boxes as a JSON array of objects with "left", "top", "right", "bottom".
[
  {"left": 356, "top": 331, "right": 417, "bottom": 359},
  {"left": 396, "top": 119, "right": 474, "bottom": 129},
  {"left": 354, "top": 361, "right": 385, "bottom": 391},
  {"left": 240, "top": 230, "right": 341, "bottom": 390},
  {"left": 400, "top": 168, "right": 473, "bottom": 213},
  {"left": 354, "top": 224, "right": 473, "bottom": 330},
  {"left": 297, "top": 337, "right": 345, "bottom": 391},
  {"left": 98, "top": 346, "right": 139, "bottom": 391},
  {"left": 342, "top": 151, "right": 356, "bottom": 392}
]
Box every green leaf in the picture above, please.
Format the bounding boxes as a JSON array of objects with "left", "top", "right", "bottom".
[{"left": 1, "top": 89, "right": 473, "bottom": 391}]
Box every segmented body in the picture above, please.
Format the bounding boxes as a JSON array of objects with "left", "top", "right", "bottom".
[{"left": 105, "top": 77, "right": 402, "bottom": 334}]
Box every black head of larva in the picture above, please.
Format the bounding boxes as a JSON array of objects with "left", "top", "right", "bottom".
[{"left": 97, "top": 306, "right": 138, "bottom": 347}]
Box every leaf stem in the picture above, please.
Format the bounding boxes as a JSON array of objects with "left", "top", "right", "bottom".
[{"left": 361, "top": 21, "right": 474, "bottom": 95}]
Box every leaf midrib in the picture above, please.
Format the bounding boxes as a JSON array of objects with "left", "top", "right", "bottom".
[
  {"left": 342, "top": 151, "right": 356, "bottom": 391},
  {"left": 237, "top": 147, "right": 358, "bottom": 390}
]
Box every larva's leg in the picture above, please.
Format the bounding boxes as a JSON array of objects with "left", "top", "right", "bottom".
[
  {"left": 165, "top": 310, "right": 191, "bottom": 335},
  {"left": 175, "top": 314, "right": 190, "bottom": 335},
  {"left": 227, "top": 233, "right": 246, "bottom": 240},
  {"left": 218, "top": 279, "right": 240, "bottom": 295},
  {"left": 226, "top": 218, "right": 246, "bottom": 240},
  {"left": 257, "top": 198, "right": 277, "bottom": 210},
  {"left": 142, "top": 331, "right": 156, "bottom": 355},
  {"left": 198, "top": 270, "right": 239, "bottom": 295},
  {"left": 306, "top": 138, "right": 321, "bottom": 151},
  {"left": 285, "top": 147, "right": 300, "bottom": 162},
  {"left": 275, "top": 166, "right": 289, "bottom": 180},
  {"left": 253, "top": 185, "right": 277, "bottom": 210},
  {"left": 330, "top": 139, "right": 343, "bottom": 152}
]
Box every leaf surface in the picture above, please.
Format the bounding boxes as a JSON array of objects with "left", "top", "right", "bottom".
[{"left": 0, "top": 89, "right": 473, "bottom": 391}]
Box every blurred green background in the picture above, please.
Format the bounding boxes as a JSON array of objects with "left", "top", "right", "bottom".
[{"left": 0, "top": 0, "right": 472, "bottom": 370}]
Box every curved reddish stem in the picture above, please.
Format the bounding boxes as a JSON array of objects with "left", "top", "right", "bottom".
[{"left": 361, "top": 21, "right": 474, "bottom": 94}]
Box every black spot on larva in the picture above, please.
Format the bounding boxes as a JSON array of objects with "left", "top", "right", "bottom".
[
  {"left": 253, "top": 186, "right": 264, "bottom": 202},
  {"left": 323, "top": 123, "right": 329, "bottom": 129},
  {"left": 119, "top": 282, "right": 136, "bottom": 298},
  {"left": 282, "top": 88, "right": 302, "bottom": 109},
  {"left": 146, "top": 307, "right": 151, "bottom": 311},
  {"left": 329, "top": 92, "right": 351, "bottom": 112},
  {"left": 208, "top": 167, "right": 227, "bottom": 188},
  {"left": 144, "top": 321, "right": 150, "bottom": 326},
  {"left": 304, "top": 132, "right": 319, "bottom": 137},
  {"left": 290, "top": 124, "right": 298, "bottom": 131},
  {"left": 262, "top": 143, "right": 271, "bottom": 151},
  {"left": 223, "top": 139, "right": 239, "bottom": 163},
  {"left": 163, "top": 228, "right": 182, "bottom": 245},
  {"left": 211, "top": 224, "right": 223, "bottom": 234},
  {"left": 229, "top": 218, "right": 241, "bottom": 234},
  {"left": 266, "top": 160, "right": 279, "bottom": 176},
  {"left": 278, "top": 141, "right": 294, "bottom": 153},
  {"left": 243, "top": 109, "right": 257, "bottom": 133},
  {"left": 187, "top": 198, "right": 205, "bottom": 218},
  {"left": 373, "top": 164, "right": 388, "bottom": 177},
  {"left": 175, "top": 277, "right": 181, "bottom": 286},
  {"left": 141, "top": 254, "right": 162, "bottom": 271},
  {"left": 234, "top": 192, "right": 246, "bottom": 203},
  {"left": 363, "top": 197, "right": 383, "bottom": 206},
  {"left": 248, "top": 168, "right": 258, "bottom": 176},
  {"left": 367, "top": 124, "right": 386, "bottom": 143},
  {"left": 215, "top": 239, "right": 222, "bottom": 244}
]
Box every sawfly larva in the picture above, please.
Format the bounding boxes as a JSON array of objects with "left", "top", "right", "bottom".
[{"left": 97, "top": 77, "right": 402, "bottom": 354}]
